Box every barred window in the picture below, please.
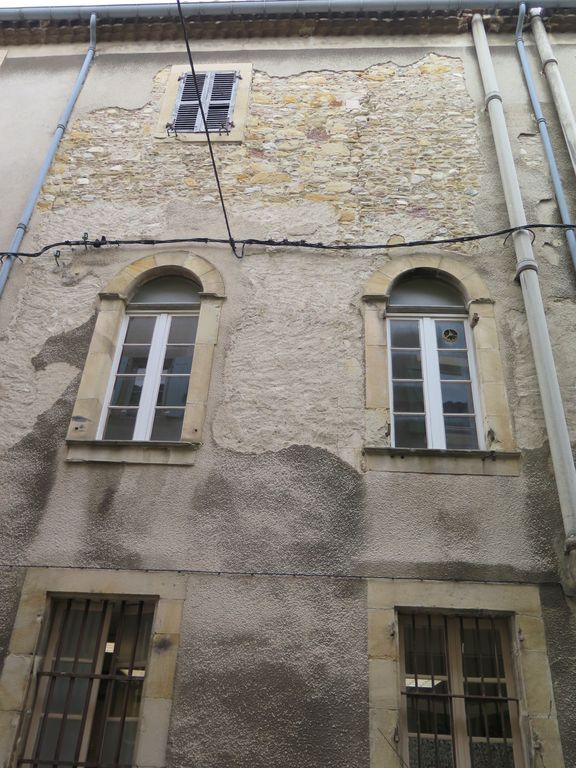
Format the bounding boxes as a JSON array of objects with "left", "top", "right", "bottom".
[
  {"left": 399, "top": 614, "right": 524, "bottom": 768},
  {"left": 20, "top": 597, "right": 155, "bottom": 768}
]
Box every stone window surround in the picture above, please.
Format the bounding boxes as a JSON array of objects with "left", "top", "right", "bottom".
[
  {"left": 65, "top": 250, "right": 225, "bottom": 466},
  {"left": 155, "top": 63, "right": 253, "bottom": 143},
  {"left": 368, "top": 578, "right": 565, "bottom": 768},
  {"left": 0, "top": 567, "right": 187, "bottom": 768},
  {"left": 362, "top": 251, "right": 520, "bottom": 476}
]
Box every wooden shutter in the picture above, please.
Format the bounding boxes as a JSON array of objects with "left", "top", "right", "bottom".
[{"left": 173, "top": 71, "right": 238, "bottom": 133}]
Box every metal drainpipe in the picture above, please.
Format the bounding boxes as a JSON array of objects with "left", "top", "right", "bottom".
[
  {"left": 515, "top": 3, "right": 576, "bottom": 271},
  {"left": 0, "top": 13, "right": 97, "bottom": 298},
  {"left": 472, "top": 14, "right": 576, "bottom": 556},
  {"left": 530, "top": 8, "right": 576, "bottom": 179}
]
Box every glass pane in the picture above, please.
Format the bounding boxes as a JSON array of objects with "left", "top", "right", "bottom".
[
  {"left": 131, "top": 276, "right": 201, "bottom": 305},
  {"left": 162, "top": 345, "right": 194, "bottom": 375},
  {"left": 444, "top": 416, "right": 478, "bottom": 449},
  {"left": 438, "top": 351, "right": 470, "bottom": 380},
  {"left": 124, "top": 316, "right": 156, "bottom": 344},
  {"left": 150, "top": 409, "right": 184, "bottom": 441},
  {"left": 441, "top": 382, "right": 474, "bottom": 414},
  {"left": 435, "top": 320, "right": 467, "bottom": 350},
  {"left": 389, "top": 275, "right": 465, "bottom": 308},
  {"left": 390, "top": 320, "right": 420, "bottom": 348},
  {"left": 117, "top": 346, "right": 150, "bottom": 375},
  {"left": 110, "top": 376, "right": 144, "bottom": 407},
  {"left": 50, "top": 668, "right": 91, "bottom": 715},
  {"left": 408, "top": 736, "right": 454, "bottom": 768},
  {"left": 395, "top": 415, "right": 427, "bottom": 448},
  {"left": 99, "top": 719, "right": 138, "bottom": 766},
  {"left": 168, "top": 316, "right": 199, "bottom": 344},
  {"left": 393, "top": 382, "right": 425, "bottom": 413},
  {"left": 36, "top": 717, "right": 82, "bottom": 762},
  {"left": 391, "top": 350, "right": 422, "bottom": 380},
  {"left": 157, "top": 376, "right": 190, "bottom": 407},
  {"left": 104, "top": 409, "right": 138, "bottom": 440},
  {"left": 469, "top": 742, "right": 514, "bottom": 768}
]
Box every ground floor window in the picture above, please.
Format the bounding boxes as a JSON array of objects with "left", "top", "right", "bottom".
[
  {"left": 399, "top": 613, "right": 524, "bottom": 768},
  {"left": 19, "top": 597, "right": 155, "bottom": 768}
]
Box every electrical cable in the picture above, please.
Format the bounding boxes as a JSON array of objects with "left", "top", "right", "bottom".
[
  {"left": 175, "top": 0, "right": 238, "bottom": 258},
  {"left": 1, "top": 223, "right": 575, "bottom": 261}
]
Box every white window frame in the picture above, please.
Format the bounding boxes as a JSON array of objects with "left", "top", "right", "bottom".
[
  {"left": 172, "top": 70, "right": 239, "bottom": 134},
  {"left": 96, "top": 310, "right": 199, "bottom": 442},
  {"left": 387, "top": 314, "right": 483, "bottom": 450}
]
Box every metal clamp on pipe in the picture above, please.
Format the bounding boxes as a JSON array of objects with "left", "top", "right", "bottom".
[{"left": 515, "top": 258, "right": 539, "bottom": 280}]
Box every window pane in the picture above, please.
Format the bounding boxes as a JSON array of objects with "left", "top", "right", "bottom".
[
  {"left": 162, "top": 346, "right": 194, "bottom": 375},
  {"left": 110, "top": 376, "right": 144, "bottom": 407},
  {"left": 36, "top": 718, "right": 82, "bottom": 762},
  {"left": 104, "top": 409, "right": 138, "bottom": 440},
  {"left": 408, "top": 736, "right": 454, "bottom": 768},
  {"left": 444, "top": 416, "right": 478, "bottom": 449},
  {"left": 391, "top": 350, "right": 422, "bottom": 380},
  {"left": 469, "top": 743, "right": 514, "bottom": 768},
  {"left": 389, "top": 275, "right": 465, "bottom": 308},
  {"left": 395, "top": 415, "right": 427, "bottom": 448},
  {"left": 157, "top": 376, "right": 190, "bottom": 407},
  {"left": 131, "top": 276, "right": 201, "bottom": 305},
  {"left": 117, "top": 346, "right": 150, "bottom": 376},
  {"left": 168, "top": 316, "right": 198, "bottom": 344},
  {"left": 438, "top": 351, "right": 470, "bottom": 380},
  {"left": 124, "top": 316, "right": 156, "bottom": 344},
  {"left": 435, "top": 320, "right": 467, "bottom": 350},
  {"left": 393, "top": 382, "right": 425, "bottom": 413},
  {"left": 150, "top": 409, "right": 184, "bottom": 441},
  {"left": 390, "top": 320, "right": 420, "bottom": 348},
  {"left": 441, "top": 382, "right": 474, "bottom": 414}
]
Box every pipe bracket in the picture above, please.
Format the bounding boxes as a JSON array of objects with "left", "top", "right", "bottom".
[
  {"left": 515, "top": 258, "right": 539, "bottom": 280},
  {"left": 484, "top": 91, "right": 502, "bottom": 108}
]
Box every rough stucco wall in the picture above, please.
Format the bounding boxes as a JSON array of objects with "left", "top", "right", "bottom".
[
  {"left": 1, "top": 37, "right": 576, "bottom": 767},
  {"left": 169, "top": 575, "right": 368, "bottom": 768},
  {"left": 0, "top": 44, "right": 570, "bottom": 576},
  {"left": 539, "top": 587, "right": 576, "bottom": 768}
]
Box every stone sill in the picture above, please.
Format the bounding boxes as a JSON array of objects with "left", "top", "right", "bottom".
[
  {"left": 363, "top": 446, "right": 521, "bottom": 476},
  {"left": 66, "top": 439, "right": 200, "bottom": 466}
]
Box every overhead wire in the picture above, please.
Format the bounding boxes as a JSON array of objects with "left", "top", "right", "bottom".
[
  {"left": 1, "top": 223, "right": 575, "bottom": 262},
  {"left": 175, "top": 0, "right": 238, "bottom": 257}
]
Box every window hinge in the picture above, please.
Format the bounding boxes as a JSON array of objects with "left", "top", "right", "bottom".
[
  {"left": 470, "top": 312, "right": 480, "bottom": 328},
  {"left": 166, "top": 121, "right": 177, "bottom": 137}
]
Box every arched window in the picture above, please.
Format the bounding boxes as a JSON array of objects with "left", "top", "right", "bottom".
[
  {"left": 66, "top": 252, "right": 225, "bottom": 465},
  {"left": 388, "top": 271, "right": 481, "bottom": 450},
  {"left": 98, "top": 276, "right": 202, "bottom": 442}
]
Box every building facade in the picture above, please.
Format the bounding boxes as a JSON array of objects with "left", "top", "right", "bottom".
[{"left": 1, "top": 4, "right": 576, "bottom": 767}]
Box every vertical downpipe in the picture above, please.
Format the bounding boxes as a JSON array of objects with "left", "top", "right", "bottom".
[
  {"left": 514, "top": 3, "right": 576, "bottom": 271},
  {"left": 531, "top": 9, "right": 576, "bottom": 179},
  {"left": 0, "top": 13, "right": 97, "bottom": 298},
  {"left": 471, "top": 15, "right": 576, "bottom": 571}
]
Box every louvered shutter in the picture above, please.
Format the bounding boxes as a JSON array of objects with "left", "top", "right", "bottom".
[
  {"left": 173, "top": 72, "right": 206, "bottom": 132},
  {"left": 205, "top": 72, "right": 237, "bottom": 132},
  {"left": 172, "top": 71, "right": 238, "bottom": 133}
]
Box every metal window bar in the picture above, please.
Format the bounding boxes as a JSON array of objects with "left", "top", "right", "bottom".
[{"left": 20, "top": 599, "right": 153, "bottom": 768}]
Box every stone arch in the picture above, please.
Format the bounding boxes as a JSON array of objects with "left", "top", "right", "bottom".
[{"left": 103, "top": 251, "right": 225, "bottom": 300}]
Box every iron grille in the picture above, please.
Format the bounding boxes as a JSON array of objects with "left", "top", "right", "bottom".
[
  {"left": 400, "top": 613, "right": 523, "bottom": 768},
  {"left": 19, "top": 597, "right": 155, "bottom": 768}
]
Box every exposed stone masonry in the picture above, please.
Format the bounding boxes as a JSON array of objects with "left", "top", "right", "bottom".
[{"left": 39, "top": 53, "right": 484, "bottom": 247}]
